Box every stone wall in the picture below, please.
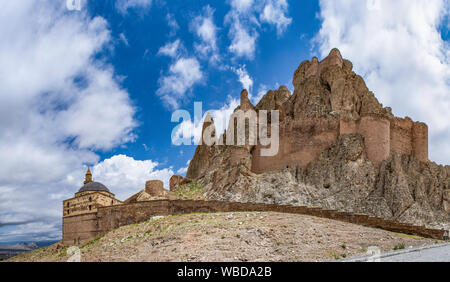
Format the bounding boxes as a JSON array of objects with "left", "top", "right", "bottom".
[
  {"left": 357, "top": 114, "right": 391, "bottom": 166},
  {"left": 62, "top": 200, "right": 448, "bottom": 245},
  {"left": 252, "top": 118, "right": 340, "bottom": 172},
  {"left": 62, "top": 212, "right": 101, "bottom": 245},
  {"left": 251, "top": 114, "right": 428, "bottom": 173},
  {"left": 145, "top": 180, "right": 165, "bottom": 196},
  {"left": 388, "top": 117, "right": 429, "bottom": 163},
  {"left": 412, "top": 121, "right": 428, "bottom": 162},
  {"left": 390, "top": 117, "right": 413, "bottom": 156}
]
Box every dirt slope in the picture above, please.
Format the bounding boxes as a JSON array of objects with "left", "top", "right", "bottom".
[{"left": 7, "top": 212, "right": 439, "bottom": 262}]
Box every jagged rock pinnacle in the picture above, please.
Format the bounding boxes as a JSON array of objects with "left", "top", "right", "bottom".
[{"left": 185, "top": 49, "right": 448, "bottom": 231}]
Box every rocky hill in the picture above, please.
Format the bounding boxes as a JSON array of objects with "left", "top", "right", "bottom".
[
  {"left": 6, "top": 212, "right": 438, "bottom": 262},
  {"left": 184, "top": 49, "right": 450, "bottom": 230},
  {"left": 0, "top": 242, "right": 39, "bottom": 261}
]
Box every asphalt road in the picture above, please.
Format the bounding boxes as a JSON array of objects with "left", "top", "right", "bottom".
[
  {"left": 342, "top": 243, "right": 450, "bottom": 262},
  {"left": 381, "top": 244, "right": 450, "bottom": 262}
]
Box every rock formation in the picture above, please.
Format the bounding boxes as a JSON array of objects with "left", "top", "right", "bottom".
[
  {"left": 186, "top": 48, "right": 450, "bottom": 229},
  {"left": 170, "top": 175, "right": 184, "bottom": 191}
]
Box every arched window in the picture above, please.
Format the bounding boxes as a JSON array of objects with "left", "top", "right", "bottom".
[
  {"left": 89, "top": 196, "right": 92, "bottom": 202},
  {"left": 67, "top": 202, "right": 70, "bottom": 207},
  {"left": 88, "top": 205, "right": 92, "bottom": 211}
]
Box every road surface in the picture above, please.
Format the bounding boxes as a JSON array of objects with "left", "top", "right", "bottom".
[
  {"left": 343, "top": 243, "right": 450, "bottom": 262},
  {"left": 381, "top": 244, "right": 450, "bottom": 262}
]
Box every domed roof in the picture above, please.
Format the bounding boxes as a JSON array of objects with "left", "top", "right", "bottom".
[{"left": 78, "top": 181, "right": 110, "bottom": 193}]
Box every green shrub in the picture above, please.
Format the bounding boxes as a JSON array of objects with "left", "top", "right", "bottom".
[
  {"left": 173, "top": 181, "right": 205, "bottom": 200},
  {"left": 393, "top": 243, "right": 405, "bottom": 250}
]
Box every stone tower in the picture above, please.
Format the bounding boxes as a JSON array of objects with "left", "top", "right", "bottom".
[{"left": 63, "top": 168, "right": 123, "bottom": 244}]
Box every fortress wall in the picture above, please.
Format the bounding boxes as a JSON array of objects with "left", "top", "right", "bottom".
[
  {"left": 62, "top": 200, "right": 448, "bottom": 245},
  {"left": 97, "top": 200, "right": 171, "bottom": 232},
  {"left": 357, "top": 115, "right": 390, "bottom": 166},
  {"left": 412, "top": 122, "right": 428, "bottom": 162},
  {"left": 62, "top": 213, "right": 100, "bottom": 245},
  {"left": 251, "top": 114, "right": 428, "bottom": 173},
  {"left": 251, "top": 135, "right": 300, "bottom": 173},
  {"left": 390, "top": 117, "right": 413, "bottom": 156},
  {"left": 251, "top": 118, "right": 339, "bottom": 173}
]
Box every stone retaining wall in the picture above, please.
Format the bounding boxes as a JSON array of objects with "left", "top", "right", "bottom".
[{"left": 63, "top": 200, "right": 448, "bottom": 245}]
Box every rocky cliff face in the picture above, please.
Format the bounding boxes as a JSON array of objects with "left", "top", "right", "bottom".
[{"left": 186, "top": 49, "right": 450, "bottom": 229}]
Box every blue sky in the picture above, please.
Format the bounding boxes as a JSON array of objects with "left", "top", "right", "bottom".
[
  {"left": 89, "top": 0, "right": 321, "bottom": 173},
  {"left": 0, "top": 0, "right": 448, "bottom": 243}
]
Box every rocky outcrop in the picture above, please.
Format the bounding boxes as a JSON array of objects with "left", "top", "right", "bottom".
[
  {"left": 186, "top": 114, "right": 217, "bottom": 180},
  {"left": 186, "top": 48, "right": 450, "bottom": 229},
  {"left": 290, "top": 48, "right": 392, "bottom": 120},
  {"left": 170, "top": 175, "right": 184, "bottom": 191}
]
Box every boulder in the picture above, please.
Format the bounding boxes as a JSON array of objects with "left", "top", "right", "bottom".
[{"left": 170, "top": 175, "right": 184, "bottom": 191}]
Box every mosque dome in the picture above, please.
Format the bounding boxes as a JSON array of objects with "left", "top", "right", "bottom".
[
  {"left": 77, "top": 168, "right": 110, "bottom": 193},
  {"left": 78, "top": 181, "right": 110, "bottom": 193}
]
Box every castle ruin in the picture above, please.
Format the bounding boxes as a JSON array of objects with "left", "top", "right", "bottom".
[
  {"left": 62, "top": 49, "right": 449, "bottom": 245},
  {"left": 187, "top": 49, "right": 428, "bottom": 180}
]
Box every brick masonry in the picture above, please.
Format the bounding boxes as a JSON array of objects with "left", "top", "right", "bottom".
[{"left": 62, "top": 200, "right": 448, "bottom": 245}]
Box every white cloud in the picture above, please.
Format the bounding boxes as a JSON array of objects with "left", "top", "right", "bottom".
[
  {"left": 172, "top": 98, "right": 240, "bottom": 145},
  {"left": 56, "top": 66, "right": 137, "bottom": 150},
  {"left": 116, "top": 0, "right": 152, "bottom": 14},
  {"left": 260, "top": 0, "right": 292, "bottom": 36},
  {"left": 166, "top": 13, "right": 179, "bottom": 37},
  {"left": 157, "top": 57, "right": 203, "bottom": 109},
  {"left": 315, "top": 0, "right": 450, "bottom": 164},
  {"left": 119, "top": 33, "right": 129, "bottom": 46},
  {"left": 92, "top": 155, "right": 174, "bottom": 199},
  {"left": 0, "top": 1, "right": 138, "bottom": 242},
  {"left": 157, "top": 39, "right": 181, "bottom": 58},
  {"left": 225, "top": 0, "right": 292, "bottom": 59},
  {"left": 227, "top": 16, "right": 258, "bottom": 59},
  {"left": 177, "top": 160, "right": 190, "bottom": 175},
  {"left": 230, "top": 0, "right": 255, "bottom": 13},
  {"left": 190, "top": 6, "right": 219, "bottom": 62},
  {"left": 253, "top": 84, "right": 269, "bottom": 104},
  {"left": 234, "top": 65, "right": 253, "bottom": 91},
  {"left": 177, "top": 167, "right": 188, "bottom": 174}
]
